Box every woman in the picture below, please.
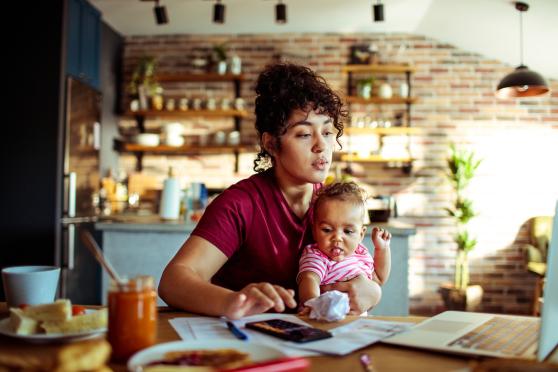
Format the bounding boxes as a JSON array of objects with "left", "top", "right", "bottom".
[{"left": 159, "top": 63, "right": 382, "bottom": 319}]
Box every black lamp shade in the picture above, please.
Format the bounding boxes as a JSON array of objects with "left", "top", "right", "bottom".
[
  {"left": 373, "top": 3, "right": 384, "bottom": 22},
  {"left": 213, "top": 3, "right": 225, "bottom": 24},
  {"left": 154, "top": 5, "right": 168, "bottom": 25},
  {"left": 496, "top": 65, "right": 550, "bottom": 98},
  {"left": 276, "top": 3, "right": 287, "bottom": 24}
]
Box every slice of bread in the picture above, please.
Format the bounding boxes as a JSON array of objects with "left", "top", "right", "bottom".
[
  {"left": 41, "top": 308, "right": 108, "bottom": 334},
  {"left": 9, "top": 308, "right": 40, "bottom": 335},
  {"left": 22, "top": 299, "right": 72, "bottom": 322}
]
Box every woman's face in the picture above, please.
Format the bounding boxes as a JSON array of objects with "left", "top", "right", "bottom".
[
  {"left": 270, "top": 109, "right": 336, "bottom": 185},
  {"left": 312, "top": 199, "right": 366, "bottom": 262}
]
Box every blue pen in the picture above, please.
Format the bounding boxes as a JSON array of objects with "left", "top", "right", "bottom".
[{"left": 226, "top": 320, "right": 249, "bottom": 341}]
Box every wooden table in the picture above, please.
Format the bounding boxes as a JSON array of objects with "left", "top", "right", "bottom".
[
  {"left": 2, "top": 305, "right": 555, "bottom": 371},
  {"left": 108, "top": 309, "right": 471, "bottom": 372}
]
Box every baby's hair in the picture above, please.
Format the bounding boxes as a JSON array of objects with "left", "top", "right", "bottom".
[{"left": 313, "top": 181, "right": 367, "bottom": 220}]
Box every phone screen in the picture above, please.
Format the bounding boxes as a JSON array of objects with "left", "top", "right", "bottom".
[{"left": 245, "top": 319, "right": 332, "bottom": 343}]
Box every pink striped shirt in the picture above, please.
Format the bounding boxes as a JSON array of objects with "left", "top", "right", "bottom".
[{"left": 297, "top": 243, "right": 374, "bottom": 285}]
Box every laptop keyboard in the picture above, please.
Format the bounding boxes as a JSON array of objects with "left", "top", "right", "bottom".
[{"left": 447, "top": 316, "right": 540, "bottom": 356}]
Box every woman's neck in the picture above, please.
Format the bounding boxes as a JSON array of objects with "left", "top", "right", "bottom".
[{"left": 274, "top": 169, "right": 314, "bottom": 219}]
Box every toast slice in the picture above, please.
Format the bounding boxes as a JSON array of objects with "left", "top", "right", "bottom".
[
  {"left": 22, "top": 299, "right": 72, "bottom": 322},
  {"left": 41, "top": 308, "right": 108, "bottom": 334},
  {"left": 9, "top": 308, "right": 40, "bottom": 335}
]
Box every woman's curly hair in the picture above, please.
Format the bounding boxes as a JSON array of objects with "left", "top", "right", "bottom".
[
  {"left": 253, "top": 63, "right": 348, "bottom": 172},
  {"left": 313, "top": 181, "right": 367, "bottom": 221}
]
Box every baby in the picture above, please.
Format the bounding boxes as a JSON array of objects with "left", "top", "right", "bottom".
[{"left": 297, "top": 182, "right": 391, "bottom": 314}]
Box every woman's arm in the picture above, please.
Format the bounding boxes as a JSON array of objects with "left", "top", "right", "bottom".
[{"left": 159, "top": 235, "right": 296, "bottom": 319}]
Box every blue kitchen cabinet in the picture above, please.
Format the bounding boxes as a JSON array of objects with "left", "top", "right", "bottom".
[{"left": 67, "top": 0, "right": 101, "bottom": 89}]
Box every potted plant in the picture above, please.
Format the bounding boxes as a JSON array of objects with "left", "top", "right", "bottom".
[
  {"left": 128, "top": 56, "right": 163, "bottom": 110},
  {"left": 439, "top": 143, "right": 484, "bottom": 311},
  {"left": 356, "top": 77, "right": 374, "bottom": 99},
  {"left": 212, "top": 44, "right": 228, "bottom": 75}
]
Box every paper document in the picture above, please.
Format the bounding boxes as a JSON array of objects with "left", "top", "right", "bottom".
[
  {"left": 169, "top": 315, "right": 413, "bottom": 357},
  {"left": 284, "top": 318, "right": 414, "bottom": 356},
  {"left": 169, "top": 313, "right": 319, "bottom": 357}
]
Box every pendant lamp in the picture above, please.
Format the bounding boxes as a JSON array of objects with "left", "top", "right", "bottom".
[{"left": 495, "top": 2, "right": 549, "bottom": 98}]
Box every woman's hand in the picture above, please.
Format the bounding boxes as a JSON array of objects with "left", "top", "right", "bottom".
[
  {"left": 320, "top": 275, "right": 382, "bottom": 315},
  {"left": 223, "top": 283, "right": 297, "bottom": 320}
]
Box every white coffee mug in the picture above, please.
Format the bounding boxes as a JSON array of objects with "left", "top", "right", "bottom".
[{"left": 2, "top": 266, "right": 61, "bottom": 308}]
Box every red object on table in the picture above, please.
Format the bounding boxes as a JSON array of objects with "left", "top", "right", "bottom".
[{"left": 220, "top": 357, "right": 310, "bottom": 372}]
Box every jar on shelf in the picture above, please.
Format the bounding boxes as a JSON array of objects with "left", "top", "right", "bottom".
[
  {"left": 165, "top": 98, "right": 175, "bottom": 111},
  {"left": 108, "top": 275, "right": 157, "bottom": 362},
  {"left": 179, "top": 98, "right": 189, "bottom": 111},
  {"left": 378, "top": 83, "right": 393, "bottom": 99},
  {"left": 151, "top": 95, "right": 164, "bottom": 111},
  {"left": 399, "top": 82, "right": 409, "bottom": 98}
]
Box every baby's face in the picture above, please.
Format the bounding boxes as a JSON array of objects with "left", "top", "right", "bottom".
[{"left": 312, "top": 199, "right": 366, "bottom": 262}]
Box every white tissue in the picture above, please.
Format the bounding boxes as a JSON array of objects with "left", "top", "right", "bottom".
[{"left": 304, "top": 290, "right": 350, "bottom": 322}]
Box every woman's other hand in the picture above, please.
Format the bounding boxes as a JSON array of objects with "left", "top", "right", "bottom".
[
  {"left": 320, "top": 275, "right": 381, "bottom": 314},
  {"left": 224, "top": 283, "right": 297, "bottom": 320}
]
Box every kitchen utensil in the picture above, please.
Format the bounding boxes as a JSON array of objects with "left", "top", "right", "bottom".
[{"left": 79, "top": 229, "right": 125, "bottom": 288}]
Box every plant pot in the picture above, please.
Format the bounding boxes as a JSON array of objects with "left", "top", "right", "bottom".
[{"left": 439, "top": 283, "right": 483, "bottom": 312}]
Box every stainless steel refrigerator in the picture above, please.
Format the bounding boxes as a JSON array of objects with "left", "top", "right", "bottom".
[{"left": 57, "top": 77, "right": 103, "bottom": 304}]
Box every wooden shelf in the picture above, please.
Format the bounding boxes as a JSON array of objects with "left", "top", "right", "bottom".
[
  {"left": 342, "top": 64, "right": 416, "bottom": 74},
  {"left": 345, "top": 96, "right": 418, "bottom": 104},
  {"left": 124, "top": 109, "right": 249, "bottom": 119},
  {"left": 114, "top": 139, "right": 258, "bottom": 155},
  {"left": 339, "top": 154, "right": 413, "bottom": 163},
  {"left": 344, "top": 127, "right": 421, "bottom": 135},
  {"left": 156, "top": 73, "right": 245, "bottom": 82}
]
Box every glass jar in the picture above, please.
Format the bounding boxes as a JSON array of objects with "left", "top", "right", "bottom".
[{"left": 108, "top": 275, "right": 157, "bottom": 362}]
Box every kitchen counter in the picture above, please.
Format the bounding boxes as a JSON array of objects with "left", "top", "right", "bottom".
[
  {"left": 95, "top": 215, "right": 416, "bottom": 314},
  {"left": 95, "top": 215, "right": 416, "bottom": 236},
  {"left": 96, "top": 214, "right": 197, "bottom": 233}
]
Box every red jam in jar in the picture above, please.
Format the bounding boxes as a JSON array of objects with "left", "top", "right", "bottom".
[{"left": 108, "top": 275, "right": 157, "bottom": 361}]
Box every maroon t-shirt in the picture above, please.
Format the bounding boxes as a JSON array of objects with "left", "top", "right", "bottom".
[{"left": 191, "top": 169, "right": 318, "bottom": 292}]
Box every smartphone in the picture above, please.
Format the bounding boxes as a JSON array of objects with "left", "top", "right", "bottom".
[{"left": 245, "top": 319, "right": 332, "bottom": 343}]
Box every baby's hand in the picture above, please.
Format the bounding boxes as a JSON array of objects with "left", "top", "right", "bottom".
[
  {"left": 298, "top": 306, "right": 311, "bottom": 316},
  {"left": 371, "top": 227, "right": 391, "bottom": 251}
]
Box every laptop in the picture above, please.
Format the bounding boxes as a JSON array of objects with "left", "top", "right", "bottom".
[{"left": 383, "top": 200, "right": 558, "bottom": 361}]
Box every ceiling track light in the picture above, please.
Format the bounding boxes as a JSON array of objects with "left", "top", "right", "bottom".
[
  {"left": 495, "top": 2, "right": 549, "bottom": 98},
  {"left": 213, "top": 0, "right": 225, "bottom": 24},
  {"left": 373, "top": 0, "right": 384, "bottom": 22},
  {"left": 154, "top": 0, "right": 168, "bottom": 25},
  {"left": 276, "top": 1, "right": 287, "bottom": 24},
  {"left": 140, "top": 0, "right": 168, "bottom": 25}
]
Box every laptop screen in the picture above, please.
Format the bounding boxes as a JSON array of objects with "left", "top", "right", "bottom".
[{"left": 538, "top": 200, "right": 558, "bottom": 361}]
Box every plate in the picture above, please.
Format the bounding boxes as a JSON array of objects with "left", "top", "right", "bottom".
[
  {"left": 128, "top": 340, "right": 286, "bottom": 371},
  {"left": 0, "top": 310, "right": 107, "bottom": 343}
]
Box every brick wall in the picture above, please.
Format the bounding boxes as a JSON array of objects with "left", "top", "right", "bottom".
[{"left": 119, "top": 33, "right": 558, "bottom": 315}]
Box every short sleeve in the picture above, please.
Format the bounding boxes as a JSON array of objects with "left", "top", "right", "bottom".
[
  {"left": 297, "top": 245, "right": 328, "bottom": 283},
  {"left": 191, "top": 188, "right": 252, "bottom": 258}
]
